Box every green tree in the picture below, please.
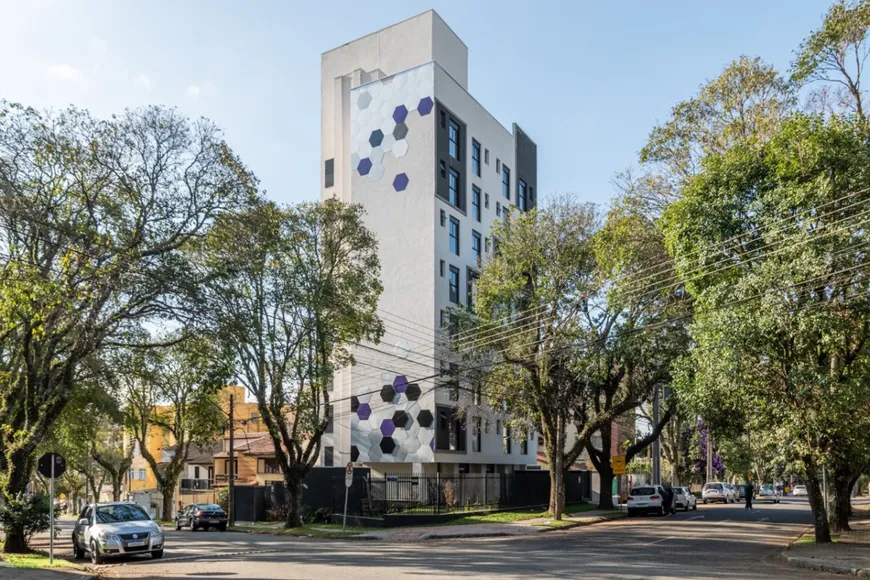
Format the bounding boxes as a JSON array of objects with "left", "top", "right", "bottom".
[
  {"left": 663, "top": 113, "right": 870, "bottom": 542},
  {"left": 126, "top": 334, "right": 227, "bottom": 520},
  {"left": 792, "top": 0, "right": 870, "bottom": 120},
  {"left": 0, "top": 102, "right": 254, "bottom": 552},
  {"left": 198, "top": 199, "right": 384, "bottom": 528}
]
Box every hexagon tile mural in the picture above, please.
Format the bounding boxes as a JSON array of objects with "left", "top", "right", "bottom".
[
  {"left": 350, "top": 63, "right": 434, "bottom": 187},
  {"left": 350, "top": 372, "right": 435, "bottom": 464}
]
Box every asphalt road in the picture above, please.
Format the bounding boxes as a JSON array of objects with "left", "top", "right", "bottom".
[{"left": 70, "top": 498, "right": 836, "bottom": 579}]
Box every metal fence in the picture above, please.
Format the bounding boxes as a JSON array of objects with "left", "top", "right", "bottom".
[{"left": 333, "top": 471, "right": 584, "bottom": 516}]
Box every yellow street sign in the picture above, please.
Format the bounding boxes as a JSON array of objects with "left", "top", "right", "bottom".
[{"left": 611, "top": 455, "right": 626, "bottom": 475}]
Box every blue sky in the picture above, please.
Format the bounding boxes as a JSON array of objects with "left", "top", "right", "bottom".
[{"left": 0, "top": 0, "right": 832, "bottom": 207}]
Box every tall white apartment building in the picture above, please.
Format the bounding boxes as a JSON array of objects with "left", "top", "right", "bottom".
[{"left": 320, "top": 10, "right": 538, "bottom": 476}]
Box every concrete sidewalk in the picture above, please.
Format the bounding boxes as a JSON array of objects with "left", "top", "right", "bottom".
[
  {"left": 358, "top": 508, "right": 625, "bottom": 541},
  {"left": 0, "top": 565, "right": 93, "bottom": 580},
  {"left": 780, "top": 514, "right": 870, "bottom": 576}
]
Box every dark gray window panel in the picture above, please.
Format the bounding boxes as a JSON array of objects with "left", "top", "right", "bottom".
[
  {"left": 324, "top": 158, "right": 334, "bottom": 189},
  {"left": 514, "top": 124, "right": 538, "bottom": 211},
  {"left": 472, "top": 186, "right": 481, "bottom": 222},
  {"left": 324, "top": 446, "right": 334, "bottom": 467},
  {"left": 472, "top": 140, "right": 481, "bottom": 176},
  {"left": 436, "top": 406, "right": 466, "bottom": 452},
  {"left": 449, "top": 216, "right": 460, "bottom": 256},
  {"left": 435, "top": 101, "right": 466, "bottom": 212},
  {"left": 449, "top": 265, "right": 460, "bottom": 304}
]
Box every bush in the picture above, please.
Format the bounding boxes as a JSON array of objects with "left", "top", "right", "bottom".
[
  {"left": 265, "top": 503, "right": 287, "bottom": 522},
  {"left": 266, "top": 504, "right": 329, "bottom": 524},
  {"left": 0, "top": 494, "right": 51, "bottom": 550},
  {"left": 216, "top": 487, "right": 229, "bottom": 511}
]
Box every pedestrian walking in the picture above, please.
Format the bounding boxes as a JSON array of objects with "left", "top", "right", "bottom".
[{"left": 744, "top": 479, "right": 754, "bottom": 509}]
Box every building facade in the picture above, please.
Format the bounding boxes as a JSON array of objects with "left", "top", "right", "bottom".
[{"left": 321, "top": 11, "right": 538, "bottom": 476}]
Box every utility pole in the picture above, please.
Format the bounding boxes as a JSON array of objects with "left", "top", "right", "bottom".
[
  {"left": 228, "top": 393, "right": 235, "bottom": 527},
  {"left": 652, "top": 385, "right": 661, "bottom": 485}
]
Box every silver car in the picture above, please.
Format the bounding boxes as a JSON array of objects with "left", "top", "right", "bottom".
[{"left": 72, "top": 502, "right": 165, "bottom": 564}]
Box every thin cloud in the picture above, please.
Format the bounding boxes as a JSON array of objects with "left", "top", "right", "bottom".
[
  {"left": 186, "top": 85, "right": 201, "bottom": 100},
  {"left": 135, "top": 74, "right": 153, "bottom": 90},
  {"left": 46, "top": 64, "right": 82, "bottom": 81},
  {"left": 89, "top": 37, "right": 108, "bottom": 53}
]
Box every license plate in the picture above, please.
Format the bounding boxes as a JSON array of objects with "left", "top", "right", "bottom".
[
  {"left": 127, "top": 541, "right": 145, "bottom": 547},
  {"left": 635, "top": 503, "right": 647, "bottom": 507},
  {"left": 209, "top": 519, "right": 220, "bottom": 523}
]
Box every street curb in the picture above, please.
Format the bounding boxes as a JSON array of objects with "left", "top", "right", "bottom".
[
  {"left": 776, "top": 552, "right": 870, "bottom": 576},
  {"left": 419, "top": 512, "right": 627, "bottom": 541},
  {"left": 777, "top": 526, "right": 870, "bottom": 577}
]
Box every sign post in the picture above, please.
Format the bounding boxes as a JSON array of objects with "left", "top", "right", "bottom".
[
  {"left": 38, "top": 453, "right": 66, "bottom": 565},
  {"left": 343, "top": 462, "right": 354, "bottom": 532}
]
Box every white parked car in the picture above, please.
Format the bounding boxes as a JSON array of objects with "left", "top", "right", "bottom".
[
  {"left": 757, "top": 484, "right": 781, "bottom": 503},
  {"left": 792, "top": 484, "right": 809, "bottom": 497},
  {"left": 674, "top": 486, "right": 698, "bottom": 511},
  {"left": 702, "top": 482, "right": 734, "bottom": 504},
  {"left": 73, "top": 502, "right": 164, "bottom": 565},
  {"left": 627, "top": 485, "right": 670, "bottom": 516}
]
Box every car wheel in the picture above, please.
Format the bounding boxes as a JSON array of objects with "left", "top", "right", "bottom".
[
  {"left": 152, "top": 549, "right": 164, "bottom": 560},
  {"left": 90, "top": 540, "right": 105, "bottom": 565},
  {"left": 703, "top": 499, "right": 707, "bottom": 504},
  {"left": 693, "top": 503, "right": 698, "bottom": 511},
  {"left": 660, "top": 505, "right": 666, "bottom": 517},
  {"left": 191, "top": 522, "right": 198, "bottom": 531},
  {"left": 175, "top": 519, "right": 181, "bottom": 531},
  {"left": 72, "top": 537, "right": 85, "bottom": 560}
]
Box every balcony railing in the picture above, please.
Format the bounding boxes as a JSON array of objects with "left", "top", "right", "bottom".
[{"left": 180, "top": 478, "right": 213, "bottom": 491}]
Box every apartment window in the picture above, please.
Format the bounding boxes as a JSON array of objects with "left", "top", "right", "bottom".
[
  {"left": 222, "top": 461, "right": 238, "bottom": 476},
  {"left": 440, "top": 160, "right": 447, "bottom": 179},
  {"left": 485, "top": 237, "right": 491, "bottom": 253},
  {"left": 472, "top": 140, "right": 481, "bottom": 176},
  {"left": 440, "top": 310, "right": 448, "bottom": 328},
  {"left": 472, "top": 186, "right": 481, "bottom": 222},
  {"left": 503, "top": 210, "right": 509, "bottom": 225},
  {"left": 194, "top": 466, "right": 201, "bottom": 479},
  {"left": 467, "top": 269, "right": 479, "bottom": 311},
  {"left": 485, "top": 419, "right": 491, "bottom": 434},
  {"left": 496, "top": 419, "right": 502, "bottom": 434},
  {"left": 496, "top": 201, "right": 501, "bottom": 217},
  {"left": 250, "top": 413, "right": 259, "bottom": 423},
  {"left": 473, "top": 382, "right": 483, "bottom": 406},
  {"left": 440, "top": 259, "right": 445, "bottom": 277},
  {"left": 448, "top": 169, "right": 460, "bottom": 206},
  {"left": 324, "top": 158, "right": 334, "bottom": 189},
  {"left": 529, "top": 186, "right": 535, "bottom": 206},
  {"left": 449, "top": 266, "right": 460, "bottom": 304},
  {"left": 472, "top": 417, "right": 482, "bottom": 452},
  {"left": 484, "top": 148, "right": 490, "bottom": 165},
  {"left": 471, "top": 230, "right": 481, "bottom": 261},
  {"left": 325, "top": 404, "right": 333, "bottom": 433},
  {"left": 518, "top": 179, "right": 528, "bottom": 211},
  {"left": 440, "top": 110, "right": 447, "bottom": 129},
  {"left": 520, "top": 436, "right": 528, "bottom": 455},
  {"left": 258, "top": 458, "right": 280, "bottom": 474},
  {"left": 496, "top": 159, "right": 501, "bottom": 174},
  {"left": 449, "top": 217, "right": 460, "bottom": 256},
  {"left": 137, "top": 469, "right": 146, "bottom": 480},
  {"left": 484, "top": 192, "right": 490, "bottom": 209},
  {"left": 440, "top": 209, "right": 446, "bottom": 227},
  {"left": 436, "top": 406, "right": 466, "bottom": 452},
  {"left": 503, "top": 425, "right": 512, "bottom": 454},
  {"left": 502, "top": 165, "right": 511, "bottom": 199},
  {"left": 449, "top": 120, "right": 460, "bottom": 160},
  {"left": 448, "top": 378, "right": 460, "bottom": 401},
  {"left": 323, "top": 446, "right": 334, "bottom": 467}
]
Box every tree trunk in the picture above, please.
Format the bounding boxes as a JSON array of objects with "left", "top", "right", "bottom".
[
  {"left": 829, "top": 467, "right": 852, "bottom": 533},
  {"left": 1, "top": 453, "right": 35, "bottom": 553},
  {"left": 112, "top": 473, "right": 124, "bottom": 501},
  {"left": 286, "top": 481, "right": 304, "bottom": 528},
  {"left": 547, "top": 417, "right": 566, "bottom": 519},
  {"left": 805, "top": 463, "right": 833, "bottom": 543},
  {"left": 594, "top": 421, "right": 616, "bottom": 510},
  {"left": 159, "top": 482, "right": 174, "bottom": 521}
]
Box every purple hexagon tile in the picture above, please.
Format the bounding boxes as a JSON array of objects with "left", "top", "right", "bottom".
[
  {"left": 417, "top": 97, "right": 434, "bottom": 116},
  {"left": 357, "top": 402, "right": 371, "bottom": 421},
  {"left": 392, "top": 375, "right": 409, "bottom": 393},
  {"left": 392, "top": 105, "right": 408, "bottom": 124},
  {"left": 380, "top": 419, "right": 396, "bottom": 437},
  {"left": 358, "top": 158, "right": 372, "bottom": 176},
  {"left": 393, "top": 173, "right": 409, "bottom": 192},
  {"left": 429, "top": 437, "right": 436, "bottom": 451}
]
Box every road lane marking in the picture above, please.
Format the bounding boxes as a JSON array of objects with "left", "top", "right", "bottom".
[
  {"left": 687, "top": 515, "right": 705, "bottom": 521},
  {"left": 758, "top": 517, "right": 770, "bottom": 522},
  {"left": 646, "top": 537, "right": 674, "bottom": 546}
]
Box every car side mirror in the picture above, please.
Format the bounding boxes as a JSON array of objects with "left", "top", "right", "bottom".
[{"left": 78, "top": 518, "right": 89, "bottom": 527}]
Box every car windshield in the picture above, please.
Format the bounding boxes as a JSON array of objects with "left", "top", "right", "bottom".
[
  {"left": 761, "top": 485, "right": 774, "bottom": 491},
  {"left": 704, "top": 483, "right": 723, "bottom": 491},
  {"left": 795, "top": 485, "right": 807, "bottom": 490},
  {"left": 198, "top": 504, "right": 223, "bottom": 511},
  {"left": 631, "top": 487, "right": 656, "bottom": 495},
  {"left": 95, "top": 504, "right": 150, "bottom": 523}
]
